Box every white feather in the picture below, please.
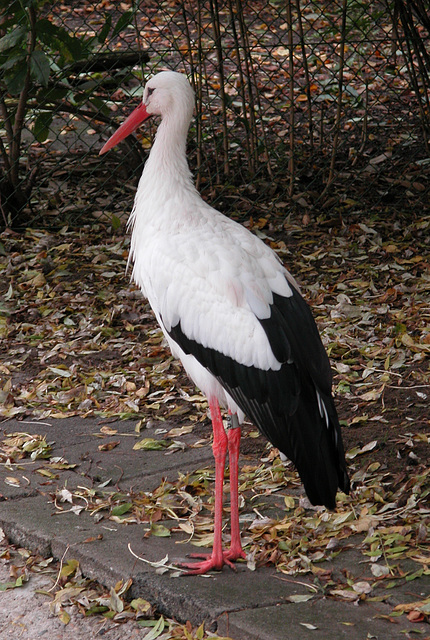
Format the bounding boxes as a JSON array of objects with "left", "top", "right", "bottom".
[{"left": 126, "top": 72, "right": 299, "bottom": 407}]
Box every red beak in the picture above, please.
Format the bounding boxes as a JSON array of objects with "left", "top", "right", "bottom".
[{"left": 99, "top": 103, "right": 151, "bottom": 155}]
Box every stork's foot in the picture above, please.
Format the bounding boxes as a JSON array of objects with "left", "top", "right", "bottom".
[
  {"left": 179, "top": 549, "right": 244, "bottom": 575},
  {"left": 225, "top": 545, "right": 247, "bottom": 562}
]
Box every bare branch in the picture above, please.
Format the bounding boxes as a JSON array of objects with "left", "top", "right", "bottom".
[{"left": 322, "top": 0, "right": 347, "bottom": 196}]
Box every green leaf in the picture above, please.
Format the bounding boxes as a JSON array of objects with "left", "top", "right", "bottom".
[
  {"left": 405, "top": 569, "right": 423, "bottom": 582},
  {"left": 59, "top": 609, "right": 71, "bottom": 625},
  {"left": 30, "top": 50, "right": 50, "bottom": 86},
  {"left": 111, "top": 215, "right": 121, "bottom": 231},
  {"left": 60, "top": 559, "right": 79, "bottom": 578},
  {"left": 139, "top": 616, "right": 165, "bottom": 640},
  {"left": 33, "top": 111, "right": 53, "bottom": 142},
  {"left": 133, "top": 438, "right": 170, "bottom": 451},
  {"left": 130, "top": 598, "right": 152, "bottom": 614},
  {"left": 111, "top": 502, "right": 133, "bottom": 516},
  {"left": 109, "top": 586, "right": 124, "bottom": 613},
  {"left": 112, "top": 11, "right": 134, "bottom": 38},
  {"left": 0, "top": 0, "right": 35, "bottom": 9},
  {"left": 36, "top": 19, "right": 86, "bottom": 63},
  {"left": 150, "top": 523, "right": 171, "bottom": 538},
  {"left": 0, "top": 52, "right": 26, "bottom": 71},
  {"left": 288, "top": 594, "right": 315, "bottom": 603},
  {"left": 0, "top": 574, "right": 25, "bottom": 591},
  {"left": 36, "top": 85, "right": 69, "bottom": 105},
  {"left": 0, "top": 26, "right": 26, "bottom": 52},
  {"left": 89, "top": 96, "right": 110, "bottom": 117},
  {"left": 5, "top": 65, "right": 27, "bottom": 94},
  {"left": 85, "top": 605, "right": 109, "bottom": 616},
  {"left": 36, "top": 18, "right": 64, "bottom": 47},
  {"left": 98, "top": 14, "right": 112, "bottom": 43},
  {"left": 58, "top": 33, "right": 86, "bottom": 63}
]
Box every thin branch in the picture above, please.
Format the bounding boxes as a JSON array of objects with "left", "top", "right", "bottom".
[
  {"left": 10, "top": 5, "right": 37, "bottom": 187},
  {"left": 396, "top": 0, "right": 430, "bottom": 137},
  {"left": 322, "top": 0, "right": 347, "bottom": 196},
  {"left": 195, "top": 0, "right": 204, "bottom": 189},
  {"left": 351, "top": 78, "right": 369, "bottom": 167},
  {"left": 227, "top": 0, "right": 253, "bottom": 173},
  {"left": 0, "top": 133, "right": 11, "bottom": 173},
  {"left": 181, "top": 1, "right": 202, "bottom": 187},
  {"left": 295, "top": 0, "right": 314, "bottom": 150},
  {"left": 0, "top": 189, "right": 9, "bottom": 229},
  {"left": 208, "top": 0, "right": 229, "bottom": 177},
  {"left": 0, "top": 96, "right": 13, "bottom": 146},
  {"left": 234, "top": 0, "right": 273, "bottom": 178},
  {"left": 234, "top": 0, "right": 258, "bottom": 171},
  {"left": 286, "top": 0, "right": 295, "bottom": 198}
]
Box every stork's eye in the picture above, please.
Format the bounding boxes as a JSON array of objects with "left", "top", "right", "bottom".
[{"left": 147, "top": 87, "right": 155, "bottom": 97}]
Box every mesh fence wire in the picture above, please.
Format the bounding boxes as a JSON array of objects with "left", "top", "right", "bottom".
[{"left": 1, "top": 0, "right": 429, "bottom": 230}]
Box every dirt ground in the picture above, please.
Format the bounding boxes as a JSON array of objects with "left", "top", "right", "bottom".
[
  {"left": 0, "top": 213, "right": 429, "bottom": 635},
  {"left": 0, "top": 561, "right": 144, "bottom": 640}
]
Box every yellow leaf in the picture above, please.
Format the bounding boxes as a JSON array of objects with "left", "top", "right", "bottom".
[
  {"left": 359, "top": 386, "right": 384, "bottom": 401},
  {"left": 393, "top": 597, "right": 430, "bottom": 613},
  {"left": 29, "top": 273, "right": 46, "bottom": 288},
  {"left": 109, "top": 587, "right": 124, "bottom": 613},
  {"left": 100, "top": 426, "right": 118, "bottom": 435},
  {"left": 98, "top": 440, "right": 120, "bottom": 451},
  {"left": 166, "top": 425, "right": 193, "bottom": 437},
  {"left": 5, "top": 477, "right": 21, "bottom": 487},
  {"left": 284, "top": 496, "right": 295, "bottom": 510},
  {"left": 60, "top": 559, "right": 79, "bottom": 579},
  {"left": 59, "top": 609, "right": 71, "bottom": 625}
]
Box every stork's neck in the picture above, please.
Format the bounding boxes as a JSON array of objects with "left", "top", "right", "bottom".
[
  {"left": 143, "top": 111, "right": 193, "bottom": 192},
  {"left": 129, "top": 105, "right": 200, "bottom": 239}
]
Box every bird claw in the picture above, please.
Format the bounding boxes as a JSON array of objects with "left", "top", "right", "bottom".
[
  {"left": 178, "top": 550, "right": 243, "bottom": 575},
  {"left": 225, "top": 548, "right": 247, "bottom": 562}
]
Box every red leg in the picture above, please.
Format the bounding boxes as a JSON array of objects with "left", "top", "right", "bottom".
[
  {"left": 226, "top": 423, "right": 246, "bottom": 562},
  {"left": 180, "top": 399, "right": 235, "bottom": 574}
]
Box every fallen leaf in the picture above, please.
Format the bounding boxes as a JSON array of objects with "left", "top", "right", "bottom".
[{"left": 98, "top": 440, "right": 120, "bottom": 451}]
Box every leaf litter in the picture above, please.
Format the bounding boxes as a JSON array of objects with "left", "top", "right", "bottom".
[
  {"left": 0, "top": 214, "right": 429, "bottom": 626},
  {"left": 0, "top": 535, "right": 232, "bottom": 639}
]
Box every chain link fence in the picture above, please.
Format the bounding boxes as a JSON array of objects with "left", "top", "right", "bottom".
[{"left": 1, "top": 0, "right": 429, "bottom": 230}]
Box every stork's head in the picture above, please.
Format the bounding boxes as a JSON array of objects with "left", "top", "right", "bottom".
[{"left": 99, "top": 71, "right": 194, "bottom": 155}]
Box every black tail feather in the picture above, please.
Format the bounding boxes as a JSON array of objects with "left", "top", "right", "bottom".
[{"left": 167, "top": 282, "right": 350, "bottom": 509}]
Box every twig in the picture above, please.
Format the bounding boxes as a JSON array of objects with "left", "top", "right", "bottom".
[
  {"left": 234, "top": 0, "right": 259, "bottom": 171},
  {"left": 47, "top": 545, "right": 70, "bottom": 592},
  {"left": 127, "top": 543, "right": 186, "bottom": 573},
  {"left": 0, "top": 97, "right": 13, "bottom": 147},
  {"left": 180, "top": 2, "right": 202, "bottom": 187},
  {"left": 10, "top": 5, "right": 37, "bottom": 187},
  {"left": 228, "top": 0, "right": 254, "bottom": 173},
  {"left": 65, "top": 51, "right": 149, "bottom": 75},
  {"left": 274, "top": 574, "right": 319, "bottom": 592},
  {"left": 132, "top": 1, "right": 147, "bottom": 84},
  {"left": 295, "top": 0, "right": 314, "bottom": 150},
  {"left": 320, "top": 104, "right": 325, "bottom": 146},
  {"left": 351, "top": 79, "right": 369, "bottom": 166},
  {"left": 195, "top": 0, "right": 204, "bottom": 189},
  {"left": 322, "top": 0, "right": 347, "bottom": 196},
  {"left": 285, "top": 0, "right": 295, "bottom": 198},
  {"left": 0, "top": 190, "right": 9, "bottom": 229},
  {"left": 387, "top": 384, "right": 430, "bottom": 390},
  {"left": 0, "top": 136, "right": 11, "bottom": 174},
  {"left": 395, "top": 0, "right": 430, "bottom": 147},
  {"left": 235, "top": 0, "right": 272, "bottom": 178},
  {"left": 208, "top": 0, "right": 229, "bottom": 177}
]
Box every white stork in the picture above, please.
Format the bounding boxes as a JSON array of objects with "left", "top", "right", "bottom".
[{"left": 99, "top": 71, "right": 350, "bottom": 574}]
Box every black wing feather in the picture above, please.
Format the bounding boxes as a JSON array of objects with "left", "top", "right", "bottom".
[{"left": 167, "top": 284, "right": 349, "bottom": 509}]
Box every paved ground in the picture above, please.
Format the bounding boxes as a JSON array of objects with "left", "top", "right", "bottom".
[{"left": 0, "top": 417, "right": 428, "bottom": 639}]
